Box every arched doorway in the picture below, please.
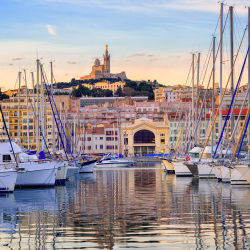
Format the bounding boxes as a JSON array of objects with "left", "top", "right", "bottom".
[{"left": 134, "top": 130, "right": 155, "bottom": 155}]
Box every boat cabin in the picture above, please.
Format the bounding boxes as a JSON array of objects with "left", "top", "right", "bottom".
[{"left": 188, "top": 147, "right": 202, "bottom": 158}]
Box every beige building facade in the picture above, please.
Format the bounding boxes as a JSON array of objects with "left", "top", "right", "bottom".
[
  {"left": 121, "top": 117, "right": 169, "bottom": 156},
  {"left": 95, "top": 81, "right": 125, "bottom": 92}
]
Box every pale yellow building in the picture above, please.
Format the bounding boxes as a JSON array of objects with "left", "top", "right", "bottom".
[
  {"left": 94, "top": 81, "right": 125, "bottom": 92},
  {"left": 121, "top": 117, "right": 169, "bottom": 156},
  {"left": 154, "top": 87, "right": 165, "bottom": 102},
  {"left": 0, "top": 91, "right": 54, "bottom": 151}
]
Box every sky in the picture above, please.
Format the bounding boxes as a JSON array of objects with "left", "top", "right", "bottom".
[{"left": 0, "top": 0, "right": 249, "bottom": 90}]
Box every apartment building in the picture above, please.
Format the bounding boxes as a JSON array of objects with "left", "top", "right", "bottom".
[
  {"left": 0, "top": 88, "right": 54, "bottom": 151},
  {"left": 79, "top": 124, "right": 121, "bottom": 155},
  {"left": 213, "top": 108, "right": 248, "bottom": 149}
]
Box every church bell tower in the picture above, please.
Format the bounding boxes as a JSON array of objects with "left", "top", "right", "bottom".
[{"left": 103, "top": 45, "right": 110, "bottom": 73}]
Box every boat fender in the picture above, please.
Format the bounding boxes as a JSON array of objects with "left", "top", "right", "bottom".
[
  {"left": 16, "top": 168, "right": 26, "bottom": 172},
  {"left": 185, "top": 157, "right": 190, "bottom": 162}
]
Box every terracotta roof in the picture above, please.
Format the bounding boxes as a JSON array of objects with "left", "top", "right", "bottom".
[
  {"left": 86, "top": 127, "right": 104, "bottom": 134},
  {"left": 213, "top": 109, "right": 248, "bottom": 116}
]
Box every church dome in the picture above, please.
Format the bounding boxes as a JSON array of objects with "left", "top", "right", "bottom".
[{"left": 94, "top": 59, "right": 100, "bottom": 66}]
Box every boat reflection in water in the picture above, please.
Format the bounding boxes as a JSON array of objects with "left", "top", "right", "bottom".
[{"left": 1, "top": 164, "right": 250, "bottom": 249}]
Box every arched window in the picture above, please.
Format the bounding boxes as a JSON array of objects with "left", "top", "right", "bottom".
[{"left": 134, "top": 130, "right": 155, "bottom": 143}]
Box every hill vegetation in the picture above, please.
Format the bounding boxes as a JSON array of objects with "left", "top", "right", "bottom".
[{"left": 56, "top": 78, "right": 161, "bottom": 100}]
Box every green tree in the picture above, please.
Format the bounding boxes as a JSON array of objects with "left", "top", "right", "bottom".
[
  {"left": 114, "top": 87, "right": 124, "bottom": 97},
  {"left": 103, "top": 89, "right": 113, "bottom": 97},
  {"left": 0, "top": 92, "right": 9, "bottom": 101},
  {"left": 71, "top": 85, "right": 91, "bottom": 97},
  {"left": 125, "top": 81, "right": 137, "bottom": 89}
]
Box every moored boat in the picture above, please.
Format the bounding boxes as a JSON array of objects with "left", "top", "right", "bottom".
[
  {"left": 172, "top": 159, "right": 192, "bottom": 177},
  {"left": 78, "top": 159, "right": 97, "bottom": 173},
  {"left": 161, "top": 159, "right": 175, "bottom": 174}
]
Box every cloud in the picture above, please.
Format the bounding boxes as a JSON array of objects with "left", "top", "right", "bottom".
[
  {"left": 12, "top": 58, "right": 24, "bottom": 61},
  {"left": 148, "top": 55, "right": 154, "bottom": 57},
  {"left": 46, "top": 25, "right": 56, "bottom": 36},
  {"left": 150, "top": 59, "right": 159, "bottom": 62},
  {"left": 68, "top": 61, "right": 80, "bottom": 64},
  {"left": 128, "top": 53, "right": 145, "bottom": 58},
  {"left": 169, "top": 56, "right": 181, "bottom": 58},
  {"left": 9, "top": 64, "right": 13, "bottom": 66},
  {"left": 64, "top": 73, "right": 70, "bottom": 76},
  {"left": 126, "top": 60, "right": 131, "bottom": 61}
]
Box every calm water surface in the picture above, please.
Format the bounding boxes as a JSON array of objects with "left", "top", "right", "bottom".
[{"left": 1, "top": 162, "right": 250, "bottom": 249}]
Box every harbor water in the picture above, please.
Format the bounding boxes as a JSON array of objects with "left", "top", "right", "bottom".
[{"left": 1, "top": 162, "right": 250, "bottom": 249}]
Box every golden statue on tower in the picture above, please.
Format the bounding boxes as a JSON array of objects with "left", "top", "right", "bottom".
[{"left": 106, "top": 44, "right": 108, "bottom": 51}]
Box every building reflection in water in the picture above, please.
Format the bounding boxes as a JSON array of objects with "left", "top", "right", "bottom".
[{"left": 0, "top": 164, "right": 250, "bottom": 249}]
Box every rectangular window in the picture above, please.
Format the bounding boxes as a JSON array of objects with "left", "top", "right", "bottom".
[
  {"left": 124, "top": 138, "right": 128, "bottom": 144},
  {"left": 87, "top": 146, "right": 91, "bottom": 150},
  {"left": 3, "top": 155, "right": 11, "bottom": 162},
  {"left": 161, "top": 137, "right": 165, "bottom": 144},
  {"left": 106, "top": 131, "right": 112, "bottom": 135},
  {"left": 87, "top": 137, "right": 91, "bottom": 141},
  {"left": 95, "top": 145, "right": 97, "bottom": 149},
  {"left": 100, "top": 137, "right": 103, "bottom": 140},
  {"left": 100, "top": 145, "right": 103, "bottom": 149}
]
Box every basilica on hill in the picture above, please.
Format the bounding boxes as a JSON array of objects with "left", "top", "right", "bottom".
[{"left": 80, "top": 45, "right": 127, "bottom": 81}]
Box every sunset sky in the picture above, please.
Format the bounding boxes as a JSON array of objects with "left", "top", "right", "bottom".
[{"left": 0, "top": 0, "right": 249, "bottom": 90}]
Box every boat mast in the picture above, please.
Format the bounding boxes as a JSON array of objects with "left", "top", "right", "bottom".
[
  {"left": 248, "top": 7, "right": 250, "bottom": 158},
  {"left": 24, "top": 69, "right": 29, "bottom": 150},
  {"left": 196, "top": 52, "right": 200, "bottom": 142},
  {"left": 74, "top": 116, "right": 76, "bottom": 154},
  {"left": 36, "top": 59, "right": 40, "bottom": 152},
  {"left": 18, "top": 71, "right": 21, "bottom": 141},
  {"left": 59, "top": 103, "right": 62, "bottom": 151},
  {"left": 31, "top": 72, "right": 36, "bottom": 147},
  {"left": 41, "top": 64, "right": 45, "bottom": 151},
  {"left": 113, "top": 122, "right": 115, "bottom": 155},
  {"left": 50, "top": 61, "right": 55, "bottom": 155},
  {"left": 220, "top": 2, "right": 223, "bottom": 153},
  {"left": 212, "top": 36, "right": 216, "bottom": 155},
  {"left": 192, "top": 53, "right": 195, "bottom": 139},
  {"left": 230, "top": 6, "right": 234, "bottom": 143}
]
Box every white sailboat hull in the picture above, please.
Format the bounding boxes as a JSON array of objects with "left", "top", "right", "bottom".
[
  {"left": 66, "top": 166, "right": 78, "bottom": 179},
  {"left": 221, "top": 166, "right": 231, "bottom": 183},
  {"left": 212, "top": 166, "right": 222, "bottom": 181},
  {"left": 197, "top": 164, "right": 216, "bottom": 179},
  {"left": 56, "top": 161, "right": 68, "bottom": 185},
  {"left": 0, "top": 169, "right": 17, "bottom": 192},
  {"left": 95, "top": 160, "right": 131, "bottom": 168},
  {"left": 173, "top": 161, "right": 192, "bottom": 177},
  {"left": 95, "top": 162, "right": 130, "bottom": 168},
  {"left": 16, "top": 162, "right": 58, "bottom": 187},
  {"left": 78, "top": 162, "right": 95, "bottom": 173},
  {"left": 233, "top": 165, "right": 250, "bottom": 185}
]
